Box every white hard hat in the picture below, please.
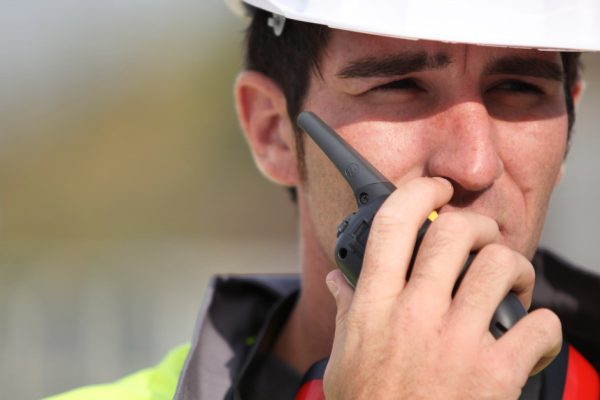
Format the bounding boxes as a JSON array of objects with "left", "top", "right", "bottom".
[{"left": 227, "top": 0, "right": 600, "bottom": 52}]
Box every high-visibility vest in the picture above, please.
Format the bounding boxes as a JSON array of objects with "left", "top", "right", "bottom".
[{"left": 44, "top": 344, "right": 190, "bottom": 400}]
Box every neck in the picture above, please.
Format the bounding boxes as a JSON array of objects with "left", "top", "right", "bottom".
[{"left": 273, "top": 197, "right": 338, "bottom": 374}]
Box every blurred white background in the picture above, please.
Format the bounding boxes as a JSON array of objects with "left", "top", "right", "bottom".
[{"left": 0, "top": 1, "right": 597, "bottom": 398}]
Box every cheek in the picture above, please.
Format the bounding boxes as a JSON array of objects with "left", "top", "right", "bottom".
[
  {"left": 299, "top": 120, "right": 428, "bottom": 263},
  {"left": 499, "top": 116, "right": 567, "bottom": 254},
  {"left": 301, "top": 139, "right": 356, "bottom": 261},
  {"left": 502, "top": 117, "right": 566, "bottom": 191}
]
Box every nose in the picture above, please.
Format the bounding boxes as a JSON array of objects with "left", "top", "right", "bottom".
[{"left": 426, "top": 101, "right": 503, "bottom": 194}]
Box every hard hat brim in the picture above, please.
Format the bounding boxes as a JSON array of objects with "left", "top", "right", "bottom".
[{"left": 229, "top": 0, "right": 600, "bottom": 52}]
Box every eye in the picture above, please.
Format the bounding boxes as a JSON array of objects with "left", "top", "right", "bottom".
[
  {"left": 490, "top": 80, "right": 544, "bottom": 95},
  {"left": 373, "top": 78, "right": 422, "bottom": 92}
]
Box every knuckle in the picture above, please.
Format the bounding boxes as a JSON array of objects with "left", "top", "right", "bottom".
[
  {"left": 477, "top": 243, "right": 517, "bottom": 273},
  {"left": 521, "top": 259, "right": 536, "bottom": 286},
  {"left": 436, "top": 212, "right": 471, "bottom": 231},
  {"left": 532, "top": 308, "right": 562, "bottom": 337},
  {"left": 371, "top": 211, "right": 409, "bottom": 236},
  {"left": 429, "top": 213, "right": 472, "bottom": 243},
  {"left": 465, "top": 244, "right": 522, "bottom": 291},
  {"left": 336, "top": 306, "right": 350, "bottom": 328},
  {"left": 397, "top": 295, "right": 423, "bottom": 322}
]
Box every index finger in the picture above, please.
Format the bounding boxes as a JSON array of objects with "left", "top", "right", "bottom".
[{"left": 353, "top": 177, "right": 453, "bottom": 307}]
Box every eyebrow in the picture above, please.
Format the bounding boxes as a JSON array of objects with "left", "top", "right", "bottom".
[
  {"left": 484, "top": 56, "right": 564, "bottom": 82},
  {"left": 336, "top": 52, "right": 564, "bottom": 83},
  {"left": 336, "top": 52, "right": 452, "bottom": 79}
]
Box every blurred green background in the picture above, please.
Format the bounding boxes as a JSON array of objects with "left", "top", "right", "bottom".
[
  {"left": 0, "top": 1, "right": 598, "bottom": 398},
  {"left": 0, "top": 1, "right": 298, "bottom": 398}
]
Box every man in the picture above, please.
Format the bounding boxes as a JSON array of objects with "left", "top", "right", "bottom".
[{"left": 48, "top": 1, "right": 600, "bottom": 399}]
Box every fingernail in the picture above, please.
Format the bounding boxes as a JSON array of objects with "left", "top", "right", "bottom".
[{"left": 326, "top": 275, "right": 339, "bottom": 297}]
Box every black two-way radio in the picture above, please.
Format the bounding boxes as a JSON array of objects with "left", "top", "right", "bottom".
[{"left": 297, "top": 111, "right": 526, "bottom": 338}]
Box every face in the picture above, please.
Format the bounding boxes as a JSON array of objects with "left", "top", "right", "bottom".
[{"left": 297, "top": 30, "right": 569, "bottom": 265}]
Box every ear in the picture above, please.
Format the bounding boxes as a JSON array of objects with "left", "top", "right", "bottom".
[
  {"left": 554, "top": 163, "right": 565, "bottom": 187},
  {"left": 235, "top": 70, "right": 299, "bottom": 186},
  {"left": 557, "top": 78, "right": 585, "bottom": 188},
  {"left": 571, "top": 78, "right": 585, "bottom": 108}
]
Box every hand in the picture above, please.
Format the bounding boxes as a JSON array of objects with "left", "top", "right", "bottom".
[{"left": 323, "top": 177, "right": 562, "bottom": 400}]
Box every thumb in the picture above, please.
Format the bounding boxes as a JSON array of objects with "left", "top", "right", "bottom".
[
  {"left": 326, "top": 269, "right": 354, "bottom": 329},
  {"left": 324, "top": 269, "right": 355, "bottom": 399}
]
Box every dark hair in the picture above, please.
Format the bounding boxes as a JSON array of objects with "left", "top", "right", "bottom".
[
  {"left": 244, "top": 9, "right": 330, "bottom": 201},
  {"left": 243, "top": 8, "right": 581, "bottom": 200},
  {"left": 244, "top": 9, "right": 330, "bottom": 128}
]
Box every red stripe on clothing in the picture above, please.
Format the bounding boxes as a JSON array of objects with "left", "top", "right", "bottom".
[{"left": 563, "top": 345, "right": 599, "bottom": 400}]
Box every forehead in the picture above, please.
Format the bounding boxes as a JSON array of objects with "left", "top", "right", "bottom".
[{"left": 321, "top": 29, "right": 562, "bottom": 75}]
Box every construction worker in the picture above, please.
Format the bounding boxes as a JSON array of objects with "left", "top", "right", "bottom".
[{"left": 48, "top": 1, "right": 600, "bottom": 399}]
